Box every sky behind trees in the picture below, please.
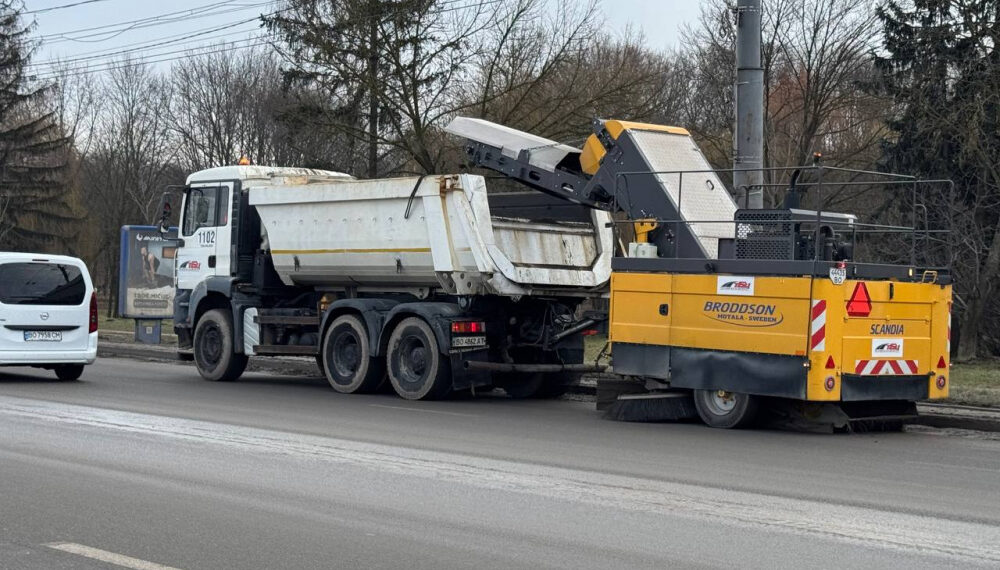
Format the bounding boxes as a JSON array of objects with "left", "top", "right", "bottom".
[{"left": 27, "top": 0, "right": 701, "bottom": 69}]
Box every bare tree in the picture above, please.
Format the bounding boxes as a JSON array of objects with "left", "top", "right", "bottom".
[
  {"left": 83, "top": 58, "right": 178, "bottom": 315},
  {"left": 171, "top": 45, "right": 300, "bottom": 170},
  {"left": 266, "top": 0, "right": 494, "bottom": 176},
  {"left": 679, "top": 0, "right": 888, "bottom": 205}
]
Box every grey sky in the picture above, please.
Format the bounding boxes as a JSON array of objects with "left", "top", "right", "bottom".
[{"left": 24, "top": 0, "right": 705, "bottom": 77}]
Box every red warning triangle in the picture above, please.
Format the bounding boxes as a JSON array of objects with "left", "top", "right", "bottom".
[
  {"left": 825, "top": 356, "right": 836, "bottom": 369},
  {"left": 937, "top": 356, "right": 947, "bottom": 369},
  {"left": 846, "top": 282, "right": 872, "bottom": 317}
]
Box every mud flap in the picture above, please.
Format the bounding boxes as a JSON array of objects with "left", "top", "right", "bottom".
[{"left": 450, "top": 348, "right": 491, "bottom": 392}]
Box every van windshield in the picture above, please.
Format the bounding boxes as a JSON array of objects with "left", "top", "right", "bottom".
[{"left": 0, "top": 262, "right": 86, "bottom": 305}]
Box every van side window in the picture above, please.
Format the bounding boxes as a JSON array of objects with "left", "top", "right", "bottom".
[{"left": 182, "top": 187, "right": 223, "bottom": 236}]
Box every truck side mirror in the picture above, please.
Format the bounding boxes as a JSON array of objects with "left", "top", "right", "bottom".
[{"left": 157, "top": 192, "right": 174, "bottom": 234}]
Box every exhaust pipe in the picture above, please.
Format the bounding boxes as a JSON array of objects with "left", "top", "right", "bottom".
[{"left": 463, "top": 361, "right": 608, "bottom": 373}]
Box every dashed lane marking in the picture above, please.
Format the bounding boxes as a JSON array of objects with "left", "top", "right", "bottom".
[
  {"left": 45, "top": 542, "right": 181, "bottom": 570},
  {"left": 369, "top": 403, "right": 478, "bottom": 417}
]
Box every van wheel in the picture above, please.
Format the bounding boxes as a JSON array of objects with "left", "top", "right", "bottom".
[
  {"left": 693, "top": 389, "right": 759, "bottom": 429},
  {"left": 387, "top": 317, "right": 451, "bottom": 400},
  {"left": 54, "top": 364, "right": 84, "bottom": 381},
  {"left": 322, "top": 314, "right": 385, "bottom": 393},
  {"left": 194, "top": 309, "right": 247, "bottom": 382}
]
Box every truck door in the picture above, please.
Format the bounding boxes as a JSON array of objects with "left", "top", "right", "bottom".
[{"left": 176, "top": 183, "right": 234, "bottom": 290}]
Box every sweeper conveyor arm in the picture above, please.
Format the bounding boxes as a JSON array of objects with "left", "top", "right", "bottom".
[{"left": 445, "top": 117, "right": 738, "bottom": 260}]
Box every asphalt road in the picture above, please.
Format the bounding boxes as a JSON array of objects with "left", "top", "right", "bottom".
[{"left": 0, "top": 357, "right": 998, "bottom": 569}]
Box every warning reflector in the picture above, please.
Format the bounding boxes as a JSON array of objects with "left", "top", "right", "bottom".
[
  {"left": 825, "top": 355, "right": 836, "bottom": 369},
  {"left": 937, "top": 356, "right": 947, "bottom": 369},
  {"left": 846, "top": 282, "right": 872, "bottom": 317}
]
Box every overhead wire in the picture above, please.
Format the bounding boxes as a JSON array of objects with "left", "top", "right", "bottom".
[
  {"left": 31, "top": 0, "right": 502, "bottom": 81},
  {"left": 24, "top": 0, "right": 109, "bottom": 14},
  {"left": 30, "top": 16, "right": 264, "bottom": 68},
  {"left": 38, "top": 1, "right": 270, "bottom": 44},
  {"left": 31, "top": 37, "right": 272, "bottom": 81}
]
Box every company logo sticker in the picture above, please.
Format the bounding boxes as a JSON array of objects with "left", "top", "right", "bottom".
[
  {"left": 703, "top": 301, "right": 784, "bottom": 327},
  {"left": 872, "top": 338, "right": 904, "bottom": 358},
  {"left": 179, "top": 260, "right": 202, "bottom": 270},
  {"left": 716, "top": 276, "right": 755, "bottom": 296}
]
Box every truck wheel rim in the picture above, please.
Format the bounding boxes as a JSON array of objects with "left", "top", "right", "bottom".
[
  {"left": 331, "top": 330, "right": 360, "bottom": 380},
  {"left": 706, "top": 390, "right": 737, "bottom": 415},
  {"left": 201, "top": 325, "right": 222, "bottom": 367},
  {"left": 398, "top": 336, "right": 428, "bottom": 385}
]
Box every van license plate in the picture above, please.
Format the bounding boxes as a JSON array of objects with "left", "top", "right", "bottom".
[
  {"left": 452, "top": 336, "right": 486, "bottom": 348},
  {"left": 24, "top": 331, "right": 61, "bottom": 342}
]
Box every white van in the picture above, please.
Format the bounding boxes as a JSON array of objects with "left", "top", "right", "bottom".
[{"left": 0, "top": 252, "right": 98, "bottom": 380}]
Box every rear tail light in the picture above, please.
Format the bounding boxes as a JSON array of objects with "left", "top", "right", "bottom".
[
  {"left": 89, "top": 292, "right": 98, "bottom": 333},
  {"left": 824, "top": 376, "right": 836, "bottom": 391},
  {"left": 936, "top": 375, "right": 947, "bottom": 389},
  {"left": 451, "top": 321, "right": 485, "bottom": 334}
]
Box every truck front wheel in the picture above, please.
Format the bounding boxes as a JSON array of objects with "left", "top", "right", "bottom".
[
  {"left": 693, "top": 389, "right": 759, "bottom": 429},
  {"left": 322, "top": 314, "right": 385, "bottom": 394},
  {"left": 386, "top": 317, "right": 451, "bottom": 400},
  {"left": 194, "top": 309, "right": 247, "bottom": 382}
]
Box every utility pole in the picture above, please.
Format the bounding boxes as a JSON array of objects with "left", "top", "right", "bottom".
[
  {"left": 734, "top": 0, "right": 764, "bottom": 209},
  {"left": 367, "top": 0, "right": 380, "bottom": 178}
]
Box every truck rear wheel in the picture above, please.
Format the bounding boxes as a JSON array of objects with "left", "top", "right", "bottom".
[
  {"left": 322, "top": 314, "right": 385, "bottom": 394},
  {"left": 693, "top": 389, "right": 759, "bottom": 429},
  {"left": 386, "top": 317, "right": 451, "bottom": 400},
  {"left": 194, "top": 309, "right": 247, "bottom": 382}
]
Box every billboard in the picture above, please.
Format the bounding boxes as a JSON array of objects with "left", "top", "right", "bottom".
[{"left": 118, "top": 225, "right": 178, "bottom": 318}]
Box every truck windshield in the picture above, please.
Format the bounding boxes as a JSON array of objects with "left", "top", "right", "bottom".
[{"left": 0, "top": 262, "right": 85, "bottom": 305}]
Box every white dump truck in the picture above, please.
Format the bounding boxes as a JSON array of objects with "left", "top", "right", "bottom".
[{"left": 166, "top": 165, "right": 613, "bottom": 399}]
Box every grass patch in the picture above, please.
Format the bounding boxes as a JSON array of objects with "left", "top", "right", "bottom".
[
  {"left": 949, "top": 361, "right": 1000, "bottom": 407},
  {"left": 584, "top": 334, "right": 609, "bottom": 363},
  {"left": 99, "top": 313, "right": 175, "bottom": 335}
]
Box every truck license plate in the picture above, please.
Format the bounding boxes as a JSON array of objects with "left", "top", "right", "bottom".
[
  {"left": 452, "top": 336, "right": 486, "bottom": 348},
  {"left": 24, "top": 331, "right": 61, "bottom": 342}
]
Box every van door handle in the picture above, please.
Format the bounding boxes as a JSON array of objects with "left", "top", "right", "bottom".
[{"left": 208, "top": 255, "right": 216, "bottom": 268}]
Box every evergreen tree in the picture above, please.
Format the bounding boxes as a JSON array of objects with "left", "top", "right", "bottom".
[
  {"left": 264, "top": 0, "right": 466, "bottom": 176},
  {"left": 875, "top": 0, "right": 1000, "bottom": 358},
  {"left": 0, "top": 0, "right": 73, "bottom": 251}
]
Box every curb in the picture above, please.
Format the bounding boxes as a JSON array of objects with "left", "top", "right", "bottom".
[
  {"left": 97, "top": 341, "right": 321, "bottom": 377},
  {"left": 96, "top": 341, "right": 1000, "bottom": 433}
]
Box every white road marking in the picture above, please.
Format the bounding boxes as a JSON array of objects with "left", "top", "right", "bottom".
[
  {"left": 369, "top": 403, "right": 477, "bottom": 417},
  {"left": 906, "top": 460, "right": 999, "bottom": 473},
  {"left": 3, "top": 397, "right": 999, "bottom": 563},
  {"left": 45, "top": 542, "right": 181, "bottom": 570}
]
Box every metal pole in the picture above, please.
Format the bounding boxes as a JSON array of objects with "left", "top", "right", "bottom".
[{"left": 734, "top": 0, "right": 764, "bottom": 209}]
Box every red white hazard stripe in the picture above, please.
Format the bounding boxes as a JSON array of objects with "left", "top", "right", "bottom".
[
  {"left": 854, "top": 359, "right": 919, "bottom": 375},
  {"left": 947, "top": 314, "right": 951, "bottom": 356},
  {"left": 810, "top": 299, "right": 826, "bottom": 352}
]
